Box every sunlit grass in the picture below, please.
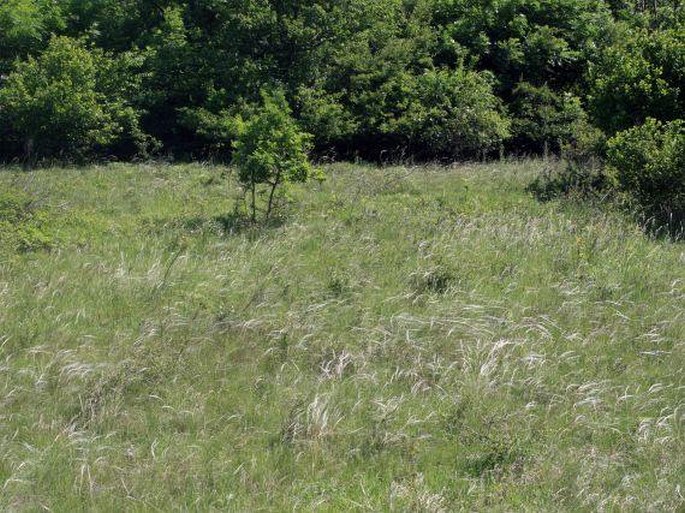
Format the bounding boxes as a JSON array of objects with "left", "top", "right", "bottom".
[{"left": 0, "top": 160, "right": 683, "bottom": 511}]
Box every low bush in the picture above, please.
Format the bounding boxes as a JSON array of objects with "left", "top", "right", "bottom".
[
  {"left": 606, "top": 118, "right": 684, "bottom": 236},
  {"left": 0, "top": 36, "right": 152, "bottom": 165},
  {"left": 528, "top": 160, "right": 610, "bottom": 202},
  {"left": 233, "top": 90, "right": 317, "bottom": 221},
  {"left": 509, "top": 82, "right": 589, "bottom": 155},
  {"left": 384, "top": 68, "right": 511, "bottom": 160},
  {"left": 0, "top": 188, "right": 53, "bottom": 252}
]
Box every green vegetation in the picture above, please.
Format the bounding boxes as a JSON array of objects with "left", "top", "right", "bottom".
[
  {"left": 233, "top": 90, "right": 316, "bottom": 222},
  {"left": 1, "top": 0, "right": 682, "bottom": 231},
  {"left": 0, "top": 36, "right": 150, "bottom": 164},
  {"left": 0, "top": 0, "right": 682, "bottom": 161},
  {"left": 607, "top": 118, "right": 685, "bottom": 234},
  {"left": 0, "top": 162, "right": 683, "bottom": 510},
  {"left": 0, "top": 186, "right": 53, "bottom": 252},
  {"left": 0, "top": 1, "right": 683, "bottom": 508},
  {"left": 588, "top": 23, "right": 685, "bottom": 135}
]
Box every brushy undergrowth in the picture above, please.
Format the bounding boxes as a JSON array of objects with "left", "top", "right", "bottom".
[
  {"left": 0, "top": 161, "right": 683, "bottom": 511},
  {"left": 0, "top": 186, "right": 53, "bottom": 252}
]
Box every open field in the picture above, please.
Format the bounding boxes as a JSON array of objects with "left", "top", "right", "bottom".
[{"left": 0, "top": 161, "right": 683, "bottom": 511}]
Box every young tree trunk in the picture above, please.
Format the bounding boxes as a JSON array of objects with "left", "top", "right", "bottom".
[
  {"left": 266, "top": 172, "right": 282, "bottom": 220},
  {"left": 251, "top": 181, "right": 257, "bottom": 222},
  {"left": 250, "top": 166, "right": 257, "bottom": 223},
  {"left": 23, "top": 137, "right": 35, "bottom": 170}
]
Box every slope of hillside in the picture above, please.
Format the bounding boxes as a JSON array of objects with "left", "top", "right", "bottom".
[{"left": 1, "top": 161, "right": 683, "bottom": 511}]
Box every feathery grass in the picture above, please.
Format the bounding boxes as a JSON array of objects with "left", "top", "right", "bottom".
[{"left": 0, "top": 160, "right": 683, "bottom": 511}]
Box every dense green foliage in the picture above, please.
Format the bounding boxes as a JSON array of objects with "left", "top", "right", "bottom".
[
  {"left": 607, "top": 118, "right": 684, "bottom": 233},
  {"left": 0, "top": 186, "right": 53, "bottom": 251},
  {"left": 0, "top": 0, "right": 682, "bottom": 163},
  {"left": 509, "top": 83, "right": 589, "bottom": 154},
  {"left": 0, "top": 0, "right": 64, "bottom": 74},
  {"left": 0, "top": 36, "right": 151, "bottom": 163},
  {"left": 233, "top": 90, "right": 314, "bottom": 221},
  {"left": 588, "top": 25, "right": 685, "bottom": 135}
]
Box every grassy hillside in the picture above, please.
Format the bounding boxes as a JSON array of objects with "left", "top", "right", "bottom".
[{"left": 0, "top": 161, "right": 683, "bottom": 511}]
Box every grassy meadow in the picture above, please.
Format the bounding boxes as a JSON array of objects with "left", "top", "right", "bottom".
[{"left": 0, "top": 161, "right": 683, "bottom": 511}]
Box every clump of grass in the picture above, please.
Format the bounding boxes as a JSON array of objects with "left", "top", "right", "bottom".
[
  {"left": 410, "top": 264, "right": 458, "bottom": 295},
  {"left": 0, "top": 186, "right": 54, "bottom": 252}
]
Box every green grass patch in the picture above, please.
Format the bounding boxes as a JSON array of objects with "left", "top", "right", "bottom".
[
  {"left": 0, "top": 185, "right": 54, "bottom": 252},
  {"left": 0, "top": 161, "right": 683, "bottom": 511}
]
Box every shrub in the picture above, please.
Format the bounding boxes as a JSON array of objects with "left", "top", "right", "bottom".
[
  {"left": 0, "top": 36, "right": 151, "bottom": 164},
  {"left": 0, "top": 188, "right": 53, "bottom": 252},
  {"left": 178, "top": 106, "right": 242, "bottom": 161},
  {"left": 588, "top": 26, "right": 685, "bottom": 135},
  {"left": 178, "top": 86, "right": 250, "bottom": 161},
  {"left": 233, "top": 90, "right": 316, "bottom": 222},
  {"left": 527, "top": 160, "right": 609, "bottom": 202},
  {"left": 296, "top": 86, "right": 359, "bottom": 153},
  {"left": 606, "top": 118, "right": 685, "bottom": 235},
  {"left": 509, "top": 82, "right": 589, "bottom": 155},
  {"left": 388, "top": 68, "right": 511, "bottom": 160}
]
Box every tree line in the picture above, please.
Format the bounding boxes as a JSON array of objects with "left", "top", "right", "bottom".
[
  {"left": 0, "top": 1, "right": 683, "bottom": 229},
  {"left": 0, "top": 0, "right": 680, "bottom": 161}
]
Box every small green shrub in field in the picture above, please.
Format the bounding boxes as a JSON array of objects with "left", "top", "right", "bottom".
[
  {"left": 233, "top": 90, "right": 316, "bottom": 221},
  {"left": 606, "top": 118, "right": 685, "bottom": 235},
  {"left": 0, "top": 188, "right": 53, "bottom": 252}
]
